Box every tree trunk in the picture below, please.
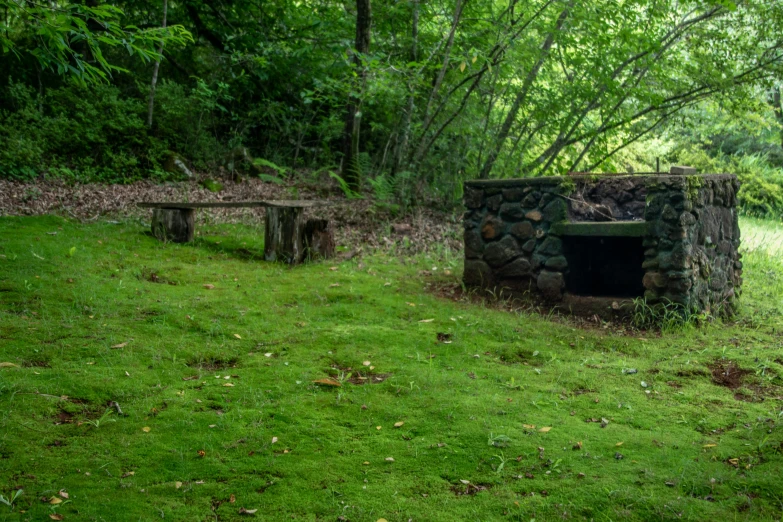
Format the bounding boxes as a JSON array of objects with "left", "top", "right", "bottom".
[
  {"left": 341, "top": 0, "right": 372, "bottom": 192},
  {"left": 147, "top": 0, "right": 168, "bottom": 128},
  {"left": 392, "top": 0, "right": 419, "bottom": 176},
  {"left": 772, "top": 86, "right": 783, "bottom": 149},
  {"left": 264, "top": 207, "right": 305, "bottom": 264},
  {"left": 151, "top": 208, "right": 194, "bottom": 243}
]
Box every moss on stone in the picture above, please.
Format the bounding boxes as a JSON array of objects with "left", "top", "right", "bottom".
[{"left": 550, "top": 221, "right": 649, "bottom": 237}]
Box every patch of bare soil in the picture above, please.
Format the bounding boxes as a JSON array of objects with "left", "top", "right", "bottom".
[
  {"left": 676, "top": 368, "right": 709, "bottom": 378},
  {"left": 426, "top": 280, "right": 657, "bottom": 336},
  {"left": 55, "top": 411, "right": 74, "bottom": 424},
  {"left": 707, "top": 360, "right": 775, "bottom": 402},
  {"left": 21, "top": 359, "right": 51, "bottom": 368},
  {"left": 0, "top": 178, "right": 462, "bottom": 254},
  {"left": 427, "top": 281, "right": 536, "bottom": 313},
  {"left": 450, "top": 481, "right": 492, "bottom": 496},
  {"left": 139, "top": 268, "right": 177, "bottom": 285},
  {"left": 187, "top": 356, "right": 238, "bottom": 371},
  {"left": 709, "top": 360, "right": 751, "bottom": 390}
]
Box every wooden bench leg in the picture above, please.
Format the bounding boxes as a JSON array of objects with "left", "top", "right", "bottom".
[
  {"left": 303, "top": 219, "right": 335, "bottom": 260},
  {"left": 151, "top": 208, "right": 195, "bottom": 243},
  {"left": 264, "top": 207, "right": 304, "bottom": 263}
]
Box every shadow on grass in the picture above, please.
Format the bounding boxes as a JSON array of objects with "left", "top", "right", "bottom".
[{"left": 141, "top": 230, "right": 266, "bottom": 262}]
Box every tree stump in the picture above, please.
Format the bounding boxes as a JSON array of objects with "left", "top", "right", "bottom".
[
  {"left": 151, "top": 208, "right": 195, "bottom": 243},
  {"left": 303, "top": 219, "right": 335, "bottom": 260},
  {"left": 264, "top": 207, "right": 304, "bottom": 263}
]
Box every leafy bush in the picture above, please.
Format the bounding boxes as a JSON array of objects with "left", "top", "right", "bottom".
[
  {"left": 153, "top": 79, "right": 232, "bottom": 170},
  {"left": 0, "top": 81, "right": 174, "bottom": 183},
  {"left": 675, "top": 147, "right": 783, "bottom": 219},
  {"left": 731, "top": 155, "right": 783, "bottom": 218}
]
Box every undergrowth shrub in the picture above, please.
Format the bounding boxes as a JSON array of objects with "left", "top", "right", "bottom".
[
  {"left": 675, "top": 147, "right": 783, "bottom": 219},
  {"left": 631, "top": 297, "right": 711, "bottom": 333},
  {"left": 153, "top": 79, "right": 232, "bottom": 171},
  {"left": 0, "top": 81, "right": 172, "bottom": 183}
]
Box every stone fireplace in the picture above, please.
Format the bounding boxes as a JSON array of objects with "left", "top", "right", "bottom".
[{"left": 462, "top": 171, "right": 742, "bottom": 317}]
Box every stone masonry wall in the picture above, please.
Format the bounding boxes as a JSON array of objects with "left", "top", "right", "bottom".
[
  {"left": 463, "top": 178, "right": 570, "bottom": 301},
  {"left": 464, "top": 174, "right": 742, "bottom": 317},
  {"left": 641, "top": 175, "right": 741, "bottom": 315}
]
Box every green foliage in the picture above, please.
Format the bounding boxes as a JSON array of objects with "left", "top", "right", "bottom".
[
  {"left": 0, "top": 1, "right": 191, "bottom": 84},
  {"left": 676, "top": 147, "right": 783, "bottom": 218},
  {"left": 366, "top": 170, "right": 418, "bottom": 212},
  {"left": 328, "top": 171, "right": 361, "bottom": 199},
  {"left": 0, "top": 488, "right": 23, "bottom": 511},
  {"left": 631, "top": 297, "right": 709, "bottom": 333},
  {"left": 0, "top": 82, "right": 172, "bottom": 182},
  {"left": 1, "top": 0, "right": 782, "bottom": 202},
  {"left": 199, "top": 179, "right": 224, "bottom": 193},
  {"left": 253, "top": 158, "right": 287, "bottom": 177}
]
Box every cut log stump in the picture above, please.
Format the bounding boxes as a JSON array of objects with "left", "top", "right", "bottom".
[
  {"left": 151, "top": 208, "right": 195, "bottom": 243},
  {"left": 264, "top": 207, "right": 304, "bottom": 263},
  {"left": 303, "top": 219, "right": 335, "bottom": 260}
]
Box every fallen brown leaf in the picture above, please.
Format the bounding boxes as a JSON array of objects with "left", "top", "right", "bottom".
[
  {"left": 203, "top": 284, "right": 215, "bottom": 289},
  {"left": 239, "top": 507, "right": 258, "bottom": 515},
  {"left": 49, "top": 515, "right": 64, "bottom": 521},
  {"left": 111, "top": 342, "right": 128, "bottom": 349},
  {"left": 312, "top": 378, "right": 341, "bottom": 387}
]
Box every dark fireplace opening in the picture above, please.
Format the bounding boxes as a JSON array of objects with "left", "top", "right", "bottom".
[{"left": 562, "top": 236, "right": 645, "bottom": 297}]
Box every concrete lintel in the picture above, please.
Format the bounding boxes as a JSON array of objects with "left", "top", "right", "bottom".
[{"left": 550, "top": 221, "right": 649, "bottom": 237}]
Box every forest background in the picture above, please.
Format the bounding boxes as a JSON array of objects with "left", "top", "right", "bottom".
[{"left": 2, "top": 0, "right": 783, "bottom": 218}]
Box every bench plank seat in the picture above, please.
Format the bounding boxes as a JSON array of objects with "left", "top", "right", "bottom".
[{"left": 138, "top": 200, "right": 324, "bottom": 209}]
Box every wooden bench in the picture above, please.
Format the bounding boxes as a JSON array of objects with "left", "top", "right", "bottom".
[{"left": 137, "top": 200, "right": 334, "bottom": 264}]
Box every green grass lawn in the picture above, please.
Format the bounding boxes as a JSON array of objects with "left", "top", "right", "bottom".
[{"left": 1, "top": 215, "right": 782, "bottom": 522}]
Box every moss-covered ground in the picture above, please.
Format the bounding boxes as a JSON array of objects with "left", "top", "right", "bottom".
[{"left": 1, "top": 215, "right": 782, "bottom": 521}]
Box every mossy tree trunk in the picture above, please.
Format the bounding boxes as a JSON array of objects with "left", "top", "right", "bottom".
[
  {"left": 264, "top": 207, "right": 305, "bottom": 264},
  {"left": 341, "top": 0, "right": 371, "bottom": 192},
  {"left": 151, "top": 208, "right": 195, "bottom": 243}
]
